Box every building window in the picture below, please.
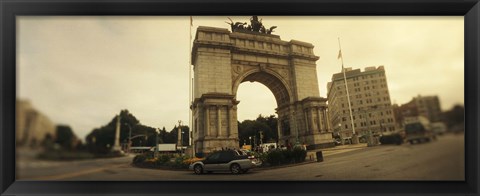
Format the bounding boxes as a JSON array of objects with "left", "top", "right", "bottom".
[{"left": 345, "top": 124, "right": 348, "bottom": 129}]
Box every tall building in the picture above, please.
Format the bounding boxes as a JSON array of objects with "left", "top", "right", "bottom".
[
  {"left": 413, "top": 95, "right": 443, "bottom": 123},
  {"left": 327, "top": 66, "right": 396, "bottom": 140},
  {"left": 394, "top": 95, "right": 443, "bottom": 125},
  {"left": 16, "top": 99, "right": 56, "bottom": 147}
]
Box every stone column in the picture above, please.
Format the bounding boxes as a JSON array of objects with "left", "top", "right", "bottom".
[
  {"left": 309, "top": 108, "right": 315, "bottom": 133},
  {"left": 113, "top": 115, "right": 121, "bottom": 151},
  {"left": 227, "top": 105, "right": 232, "bottom": 137},
  {"left": 205, "top": 106, "right": 210, "bottom": 137},
  {"left": 217, "top": 105, "right": 221, "bottom": 138},
  {"left": 324, "top": 108, "right": 330, "bottom": 133},
  {"left": 304, "top": 110, "right": 310, "bottom": 133},
  {"left": 317, "top": 107, "right": 322, "bottom": 133}
]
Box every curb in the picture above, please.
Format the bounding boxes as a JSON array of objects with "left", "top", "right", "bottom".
[{"left": 253, "top": 160, "right": 318, "bottom": 171}]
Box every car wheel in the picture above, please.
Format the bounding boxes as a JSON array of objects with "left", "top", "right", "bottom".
[
  {"left": 230, "top": 164, "right": 241, "bottom": 174},
  {"left": 193, "top": 164, "right": 203, "bottom": 175}
]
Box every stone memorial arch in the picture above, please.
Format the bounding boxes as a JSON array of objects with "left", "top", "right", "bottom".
[{"left": 191, "top": 18, "right": 333, "bottom": 153}]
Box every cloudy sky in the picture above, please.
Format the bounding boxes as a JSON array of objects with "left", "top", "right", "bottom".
[{"left": 17, "top": 16, "right": 464, "bottom": 140}]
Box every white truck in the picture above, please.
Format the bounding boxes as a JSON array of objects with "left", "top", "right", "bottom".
[
  {"left": 150, "top": 144, "right": 177, "bottom": 153},
  {"left": 404, "top": 116, "right": 436, "bottom": 144},
  {"left": 260, "top": 143, "right": 278, "bottom": 153}
]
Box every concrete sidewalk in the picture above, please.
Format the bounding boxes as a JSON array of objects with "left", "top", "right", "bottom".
[
  {"left": 305, "top": 143, "right": 368, "bottom": 161},
  {"left": 256, "top": 144, "right": 369, "bottom": 171}
]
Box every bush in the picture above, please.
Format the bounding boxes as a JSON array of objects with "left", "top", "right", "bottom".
[
  {"left": 156, "top": 154, "right": 171, "bottom": 165},
  {"left": 257, "top": 152, "right": 268, "bottom": 164},
  {"left": 292, "top": 147, "right": 307, "bottom": 163},
  {"left": 266, "top": 150, "right": 285, "bottom": 166},
  {"left": 37, "top": 150, "right": 95, "bottom": 161},
  {"left": 265, "top": 148, "right": 307, "bottom": 166},
  {"left": 133, "top": 154, "right": 147, "bottom": 164},
  {"left": 171, "top": 156, "right": 189, "bottom": 169},
  {"left": 282, "top": 150, "right": 293, "bottom": 164}
]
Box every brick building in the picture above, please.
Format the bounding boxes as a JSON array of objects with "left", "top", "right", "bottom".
[{"left": 327, "top": 66, "right": 396, "bottom": 140}]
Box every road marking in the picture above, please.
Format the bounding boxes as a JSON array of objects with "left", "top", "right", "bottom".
[{"left": 26, "top": 163, "right": 127, "bottom": 180}]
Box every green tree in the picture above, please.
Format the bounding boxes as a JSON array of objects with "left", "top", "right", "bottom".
[
  {"left": 85, "top": 109, "right": 157, "bottom": 154},
  {"left": 165, "top": 125, "right": 190, "bottom": 145},
  {"left": 238, "top": 114, "right": 278, "bottom": 147},
  {"left": 55, "top": 125, "right": 77, "bottom": 150}
]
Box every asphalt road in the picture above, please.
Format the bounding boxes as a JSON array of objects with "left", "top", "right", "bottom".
[{"left": 17, "top": 133, "right": 464, "bottom": 181}]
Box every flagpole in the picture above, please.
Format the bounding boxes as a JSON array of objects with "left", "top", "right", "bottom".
[
  {"left": 337, "top": 38, "right": 356, "bottom": 140},
  {"left": 189, "top": 16, "right": 194, "bottom": 157}
]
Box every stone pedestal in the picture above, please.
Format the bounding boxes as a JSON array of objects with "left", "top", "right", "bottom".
[{"left": 192, "top": 94, "right": 239, "bottom": 153}]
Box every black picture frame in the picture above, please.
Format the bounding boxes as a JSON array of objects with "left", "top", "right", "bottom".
[{"left": 1, "top": 0, "right": 479, "bottom": 195}]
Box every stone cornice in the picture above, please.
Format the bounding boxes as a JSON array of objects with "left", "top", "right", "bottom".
[{"left": 192, "top": 93, "right": 239, "bottom": 108}]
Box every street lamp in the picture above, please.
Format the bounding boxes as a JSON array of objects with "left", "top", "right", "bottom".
[{"left": 259, "top": 130, "right": 264, "bottom": 145}]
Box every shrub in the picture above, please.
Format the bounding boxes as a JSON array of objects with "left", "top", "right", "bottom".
[
  {"left": 257, "top": 152, "right": 268, "bottom": 164},
  {"left": 281, "top": 150, "right": 293, "bottom": 164},
  {"left": 133, "top": 154, "right": 147, "bottom": 164},
  {"left": 266, "top": 150, "right": 285, "bottom": 166},
  {"left": 183, "top": 157, "right": 204, "bottom": 165},
  {"left": 37, "top": 150, "right": 95, "bottom": 161},
  {"left": 171, "top": 156, "right": 189, "bottom": 169},
  {"left": 156, "top": 154, "right": 171, "bottom": 165},
  {"left": 292, "top": 147, "right": 307, "bottom": 163}
]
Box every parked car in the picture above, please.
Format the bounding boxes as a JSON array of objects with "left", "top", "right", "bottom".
[{"left": 189, "top": 150, "right": 262, "bottom": 175}]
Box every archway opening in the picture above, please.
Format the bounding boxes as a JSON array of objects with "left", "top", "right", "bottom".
[
  {"left": 236, "top": 82, "right": 278, "bottom": 149},
  {"left": 235, "top": 71, "right": 291, "bottom": 150}
]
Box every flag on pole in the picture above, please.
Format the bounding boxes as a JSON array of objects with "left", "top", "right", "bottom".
[{"left": 337, "top": 49, "right": 342, "bottom": 59}]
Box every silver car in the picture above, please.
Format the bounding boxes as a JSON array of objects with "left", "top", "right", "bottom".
[{"left": 189, "top": 150, "right": 261, "bottom": 174}]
